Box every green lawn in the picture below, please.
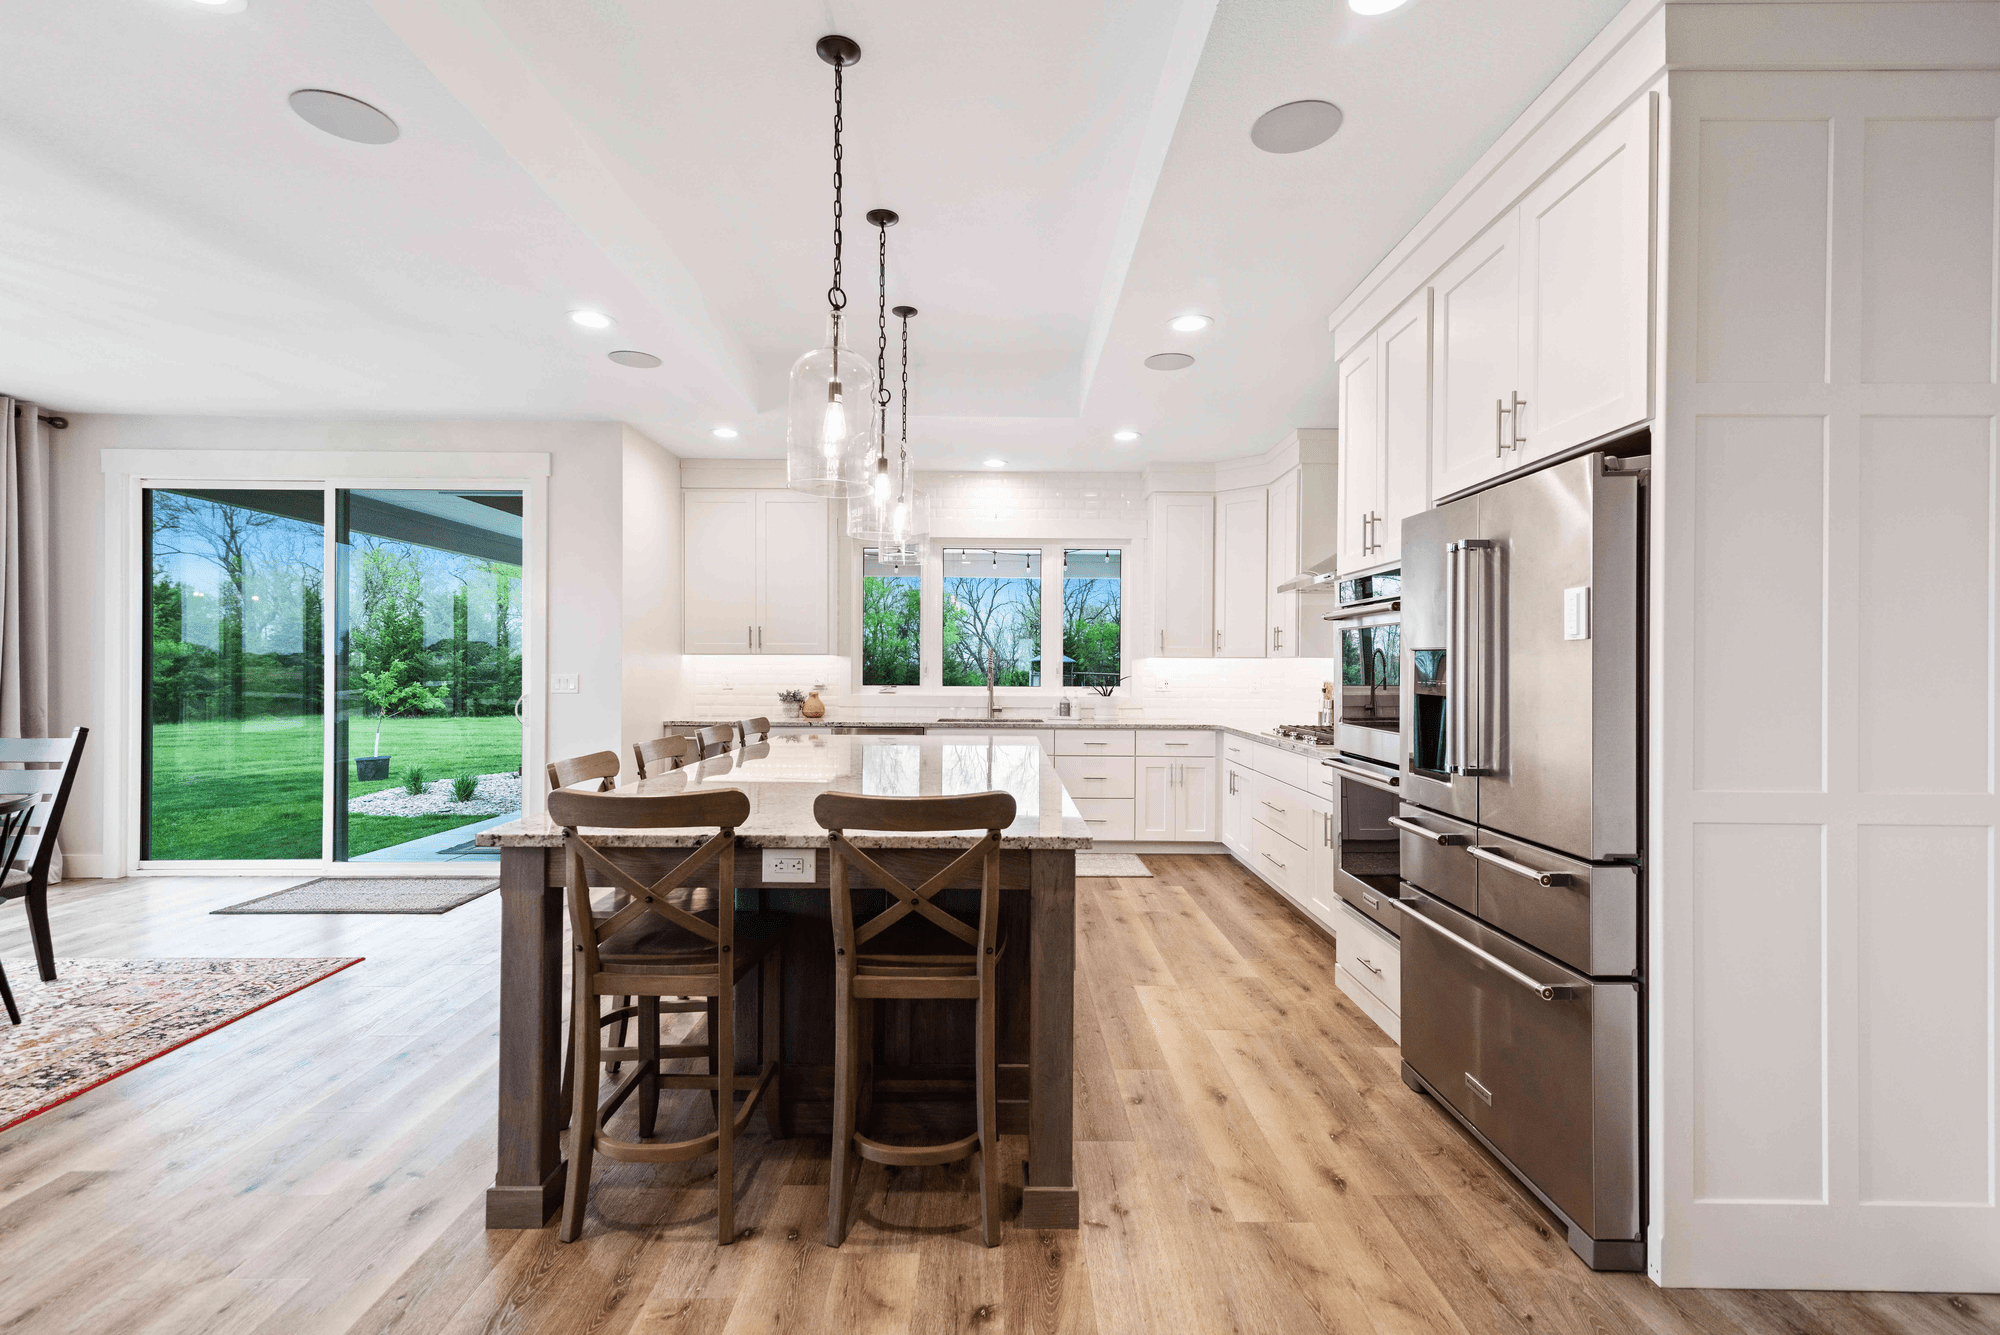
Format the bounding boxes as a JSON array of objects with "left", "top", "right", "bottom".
[{"left": 146, "top": 715, "right": 522, "bottom": 860}]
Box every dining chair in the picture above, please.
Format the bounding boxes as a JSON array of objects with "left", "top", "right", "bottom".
[
  {"left": 0, "top": 793, "right": 44, "bottom": 1023},
  {"left": 696, "top": 724, "right": 736, "bottom": 759},
  {"left": 547, "top": 750, "right": 619, "bottom": 792},
  {"left": 0, "top": 727, "right": 88, "bottom": 985},
  {"left": 814, "top": 787, "right": 1016, "bottom": 1247},
  {"left": 634, "top": 734, "right": 693, "bottom": 779},
  {"left": 552, "top": 787, "right": 783, "bottom": 1244},
  {"left": 737, "top": 717, "right": 771, "bottom": 744}
]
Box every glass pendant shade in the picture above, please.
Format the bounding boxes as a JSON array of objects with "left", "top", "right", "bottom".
[
  {"left": 786, "top": 314, "right": 878, "bottom": 497},
  {"left": 866, "top": 488, "right": 930, "bottom": 566}
]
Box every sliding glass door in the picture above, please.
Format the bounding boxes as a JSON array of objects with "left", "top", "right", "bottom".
[{"left": 142, "top": 485, "right": 523, "bottom": 866}]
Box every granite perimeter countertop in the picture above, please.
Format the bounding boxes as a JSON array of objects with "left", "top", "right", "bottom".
[{"left": 659, "top": 718, "right": 1337, "bottom": 761}]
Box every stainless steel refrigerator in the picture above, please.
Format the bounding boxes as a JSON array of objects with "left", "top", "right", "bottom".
[{"left": 1395, "top": 449, "right": 1646, "bottom": 1272}]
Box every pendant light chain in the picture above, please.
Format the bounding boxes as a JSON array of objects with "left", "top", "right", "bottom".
[
  {"left": 876, "top": 219, "right": 891, "bottom": 460},
  {"left": 899, "top": 309, "right": 910, "bottom": 446},
  {"left": 828, "top": 63, "right": 846, "bottom": 314}
]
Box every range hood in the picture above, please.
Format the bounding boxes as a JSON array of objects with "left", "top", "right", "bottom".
[{"left": 1276, "top": 552, "right": 1339, "bottom": 594}]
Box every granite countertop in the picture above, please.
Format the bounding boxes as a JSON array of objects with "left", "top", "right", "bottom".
[
  {"left": 660, "top": 717, "right": 1337, "bottom": 761},
  {"left": 480, "top": 731, "right": 1093, "bottom": 850}
]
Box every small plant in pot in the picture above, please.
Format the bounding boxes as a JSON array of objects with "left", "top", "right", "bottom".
[
  {"left": 353, "top": 660, "right": 445, "bottom": 782},
  {"left": 777, "top": 688, "right": 806, "bottom": 720},
  {"left": 1083, "top": 675, "right": 1129, "bottom": 721}
]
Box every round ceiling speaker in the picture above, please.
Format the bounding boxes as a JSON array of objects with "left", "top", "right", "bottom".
[
  {"left": 607, "top": 350, "right": 661, "bottom": 369},
  {"left": 289, "top": 89, "right": 399, "bottom": 145},
  {"left": 1250, "top": 100, "right": 1344, "bottom": 154},
  {"left": 1144, "top": 352, "right": 1195, "bottom": 371}
]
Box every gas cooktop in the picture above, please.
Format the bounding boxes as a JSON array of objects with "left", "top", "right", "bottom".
[{"left": 1268, "top": 724, "right": 1341, "bottom": 745}]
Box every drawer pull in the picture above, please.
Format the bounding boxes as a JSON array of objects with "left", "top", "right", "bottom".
[
  {"left": 1399, "top": 904, "right": 1577, "bottom": 1001},
  {"left": 1085, "top": 818, "right": 1109, "bottom": 825},
  {"left": 1387, "top": 815, "right": 1467, "bottom": 846},
  {"left": 1355, "top": 956, "right": 1382, "bottom": 976},
  {"left": 1464, "top": 1073, "right": 1494, "bottom": 1106},
  {"left": 1261, "top": 800, "right": 1286, "bottom": 814},
  {"left": 1361, "top": 891, "right": 1380, "bottom": 909},
  {"left": 1166, "top": 741, "right": 1189, "bottom": 747},
  {"left": 1084, "top": 742, "right": 1109, "bottom": 747},
  {"left": 1468, "top": 845, "right": 1572, "bottom": 887},
  {"left": 1085, "top": 776, "right": 1106, "bottom": 781},
  {"left": 1261, "top": 852, "right": 1287, "bottom": 870}
]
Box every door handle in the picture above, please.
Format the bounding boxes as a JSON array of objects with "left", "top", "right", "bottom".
[
  {"left": 1387, "top": 815, "right": 1468, "bottom": 846},
  {"left": 1159, "top": 628, "right": 1165, "bottom": 653},
  {"left": 1214, "top": 629, "right": 1221, "bottom": 651},
  {"left": 1399, "top": 902, "right": 1578, "bottom": 1001},
  {"left": 1468, "top": 845, "right": 1572, "bottom": 887},
  {"left": 1447, "top": 539, "right": 1496, "bottom": 776},
  {"left": 748, "top": 625, "right": 754, "bottom": 650},
  {"left": 1509, "top": 390, "right": 1528, "bottom": 450},
  {"left": 757, "top": 625, "right": 763, "bottom": 649},
  {"left": 1495, "top": 397, "right": 1508, "bottom": 458}
]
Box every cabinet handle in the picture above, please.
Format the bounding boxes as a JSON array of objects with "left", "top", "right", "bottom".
[
  {"left": 1262, "top": 851, "right": 1287, "bottom": 871},
  {"left": 1273, "top": 626, "right": 1283, "bottom": 650},
  {"left": 1159, "top": 628, "right": 1165, "bottom": 653},
  {"left": 1495, "top": 398, "right": 1508, "bottom": 458},
  {"left": 747, "top": 625, "right": 754, "bottom": 650},
  {"left": 1166, "top": 741, "right": 1189, "bottom": 747},
  {"left": 757, "top": 625, "right": 763, "bottom": 650},
  {"left": 1355, "top": 956, "right": 1383, "bottom": 976},
  {"left": 1509, "top": 390, "right": 1528, "bottom": 451},
  {"left": 1261, "top": 799, "right": 1286, "bottom": 815},
  {"left": 1214, "top": 629, "right": 1221, "bottom": 651}
]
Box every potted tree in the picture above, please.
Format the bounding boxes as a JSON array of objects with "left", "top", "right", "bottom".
[{"left": 354, "top": 658, "right": 444, "bottom": 781}]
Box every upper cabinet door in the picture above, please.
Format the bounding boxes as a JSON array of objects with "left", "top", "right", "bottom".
[
  {"left": 1266, "top": 468, "right": 1300, "bottom": 657},
  {"left": 1150, "top": 493, "right": 1214, "bottom": 657},
  {"left": 684, "top": 491, "right": 760, "bottom": 653},
  {"left": 1518, "top": 95, "right": 1654, "bottom": 459},
  {"left": 1337, "top": 337, "right": 1381, "bottom": 572},
  {"left": 1432, "top": 213, "right": 1522, "bottom": 500},
  {"left": 1214, "top": 487, "right": 1269, "bottom": 658},
  {"left": 754, "top": 491, "right": 831, "bottom": 654},
  {"left": 1378, "top": 288, "right": 1433, "bottom": 565}
]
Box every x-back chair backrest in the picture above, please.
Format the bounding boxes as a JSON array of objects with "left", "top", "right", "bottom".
[
  {"left": 547, "top": 788, "right": 753, "bottom": 979},
  {"left": 0, "top": 728, "right": 87, "bottom": 881},
  {"left": 738, "top": 717, "right": 771, "bottom": 744},
  {"left": 634, "top": 734, "right": 693, "bottom": 779},
  {"left": 813, "top": 790, "right": 1017, "bottom": 962},
  {"left": 547, "top": 750, "right": 620, "bottom": 793}
]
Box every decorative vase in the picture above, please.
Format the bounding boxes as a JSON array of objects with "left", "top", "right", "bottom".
[
  {"left": 1089, "top": 697, "right": 1113, "bottom": 722},
  {"left": 801, "top": 690, "right": 825, "bottom": 719}
]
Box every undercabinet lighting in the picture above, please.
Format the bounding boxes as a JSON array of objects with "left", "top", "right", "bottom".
[
  {"left": 712, "top": 426, "right": 740, "bottom": 439},
  {"left": 1113, "top": 429, "right": 1140, "bottom": 443},
  {"left": 569, "top": 310, "right": 613, "bottom": 330},
  {"left": 984, "top": 459, "right": 1006, "bottom": 468},
  {"left": 1167, "top": 314, "right": 1211, "bottom": 333}
]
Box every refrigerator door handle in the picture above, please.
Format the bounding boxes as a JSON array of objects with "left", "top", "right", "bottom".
[
  {"left": 1446, "top": 541, "right": 1464, "bottom": 773},
  {"left": 1468, "top": 844, "right": 1572, "bottom": 887},
  {"left": 1399, "top": 903, "right": 1578, "bottom": 1001},
  {"left": 1449, "top": 539, "right": 1496, "bottom": 776},
  {"left": 1388, "top": 815, "right": 1468, "bottom": 846}
]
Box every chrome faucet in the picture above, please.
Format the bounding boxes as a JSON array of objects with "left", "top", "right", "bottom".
[{"left": 986, "top": 648, "right": 997, "bottom": 719}]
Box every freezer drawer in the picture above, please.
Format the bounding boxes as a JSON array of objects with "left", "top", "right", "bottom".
[
  {"left": 1467, "top": 827, "right": 1638, "bottom": 978},
  {"left": 1392, "top": 803, "right": 1477, "bottom": 913},
  {"left": 1398, "top": 887, "right": 1640, "bottom": 1259}
]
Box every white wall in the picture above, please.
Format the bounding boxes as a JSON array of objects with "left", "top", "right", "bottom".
[
  {"left": 620, "top": 426, "right": 683, "bottom": 766},
  {"left": 52, "top": 415, "right": 629, "bottom": 872}
]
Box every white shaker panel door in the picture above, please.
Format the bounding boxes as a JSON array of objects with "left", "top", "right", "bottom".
[
  {"left": 1432, "top": 214, "right": 1521, "bottom": 499},
  {"left": 1175, "top": 758, "right": 1217, "bottom": 841},
  {"left": 1151, "top": 494, "right": 1215, "bottom": 657},
  {"left": 1267, "top": 468, "right": 1299, "bottom": 657},
  {"left": 1337, "top": 337, "right": 1380, "bottom": 572},
  {"left": 1134, "top": 757, "right": 1176, "bottom": 839},
  {"left": 1519, "top": 94, "right": 1654, "bottom": 459},
  {"left": 1379, "top": 288, "right": 1433, "bottom": 564},
  {"left": 684, "top": 490, "right": 759, "bottom": 654},
  {"left": 754, "top": 492, "right": 830, "bottom": 654},
  {"left": 1214, "top": 487, "right": 1268, "bottom": 658}
]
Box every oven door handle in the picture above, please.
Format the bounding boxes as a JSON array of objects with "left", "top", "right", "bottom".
[
  {"left": 1386, "top": 815, "right": 1468, "bottom": 846},
  {"left": 1468, "top": 844, "right": 1572, "bottom": 887},
  {"left": 1398, "top": 904, "right": 1578, "bottom": 1001},
  {"left": 1325, "top": 757, "right": 1400, "bottom": 790}
]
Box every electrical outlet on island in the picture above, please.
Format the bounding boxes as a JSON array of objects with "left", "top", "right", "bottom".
[{"left": 762, "top": 849, "right": 815, "bottom": 882}]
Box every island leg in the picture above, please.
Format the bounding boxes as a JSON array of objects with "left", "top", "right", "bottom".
[
  {"left": 487, "top": 845, "right": 566, "bottom": 1228},
  {"left": 1020, "top": 848, "right": 1079, "bottom": 1228}
]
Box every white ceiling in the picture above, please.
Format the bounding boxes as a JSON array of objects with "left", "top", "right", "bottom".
[{"left": 0, "top": 0, "right": 1627, "bottom": 469}]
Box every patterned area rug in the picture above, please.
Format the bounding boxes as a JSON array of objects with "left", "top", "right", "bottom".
[
  {"left": 1077, "top": 853, "right": 1152, "bottom": 878},
  {"left": 0, "top": 957, "right": 362, "bottom": 1133},
  {"left": 212, "top": 877, "right": 498, "bottom": 915}
]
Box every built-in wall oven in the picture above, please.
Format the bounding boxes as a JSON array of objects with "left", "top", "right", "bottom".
[{"left": 1323, "top": 568, "right": 1406, "bottom": 936}]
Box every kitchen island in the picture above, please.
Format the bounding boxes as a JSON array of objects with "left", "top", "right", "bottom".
[{"left": 477, "top": 731, "right": 1091, "bottom": 1232}]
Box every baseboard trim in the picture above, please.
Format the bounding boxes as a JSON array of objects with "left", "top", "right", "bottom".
[{"left": 56, "top": 854, "right": 104, "bottom": 881}]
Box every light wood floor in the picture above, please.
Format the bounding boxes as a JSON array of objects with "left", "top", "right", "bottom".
[{"left": 0, "top": 858, "right": 1993, "bottom": 1334}]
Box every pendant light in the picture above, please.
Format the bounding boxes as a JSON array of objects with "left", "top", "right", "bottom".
[
  {"left": 786, "top": 35, "right": 878, "bottom": 497},
  {"left": 849, "top": 298, "right": 930, "bottom": 560}
]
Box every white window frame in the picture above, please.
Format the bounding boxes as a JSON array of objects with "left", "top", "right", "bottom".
[
  {"left": 100, "top": 449, "right": 550, "bottom": 878},
  {"left": 850, "top": 538, "right": 1128, "bottom": 697}
]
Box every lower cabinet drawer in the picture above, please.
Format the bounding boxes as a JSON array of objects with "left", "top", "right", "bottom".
[
  {"left": 1073, "top": 797, "right": 1134, "bottom": 841},
  {"left": 1055, "top": 754, "right": 1135, "bottom": 800},
  {"left": 1138, "top": 729, "right": 1218, "bottom": 758},
  {"left": 1251, "top": 771, "right": 1317, "bottom": 849},
  {"left": 1251, "top": 819, "right": 1306, "bottom": 897},
  {"left": 1221, "top": 731, "right": 1258, "bottom": 767},
  {"left": 1335, "top": 899, "right": 1401, "bottom": 1015}
]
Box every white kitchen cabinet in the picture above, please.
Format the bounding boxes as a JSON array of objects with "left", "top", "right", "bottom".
[
  {"left": 1221, "top": 761, "right": 1252, "bottom": 858},
  {"left": 1334, "top": 900, "right": 1400, "bottom": 1042},
  {"left": 1135, "top": 757, "right": 1175, "bottom": 839},
  {"left": 1266, "top": 468, "right": 1299, "bottom": 657},
  {"left": 1517, "top": 95, "right": 1653, "bottom": 460},
  {"left": 1135, "top": 738, "right": 1217, "bottom": 842},
  {"left": 1433, "top": 213, "right": 1523, "bottom": 500},
  {"left": 685, "top": 490, "right": 829, "bottom": 654},
  {"left": 1147, "top": 493, "right": 1214, "bottom": 658},
  {"left": 1304, "top": 789, "right": 1340, "bottom": 935},
  {"left": 1377, "top": 288, "right": 1432, "bottom": 565},
  {"left": 1175, "top": 757, "right": 1216, "bottom": 841},
  {"left": 1213, "top": 487, "right": 1268, "bottom": 658},
  {"left": 1336, "top": 335, "right": 1380, "bottom": 573}
]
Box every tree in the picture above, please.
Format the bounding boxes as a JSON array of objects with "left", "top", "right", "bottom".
[
  {"left": 354, "top": 660, "right": 445, "bottom": 758},
  {"left": 943, "top": 574, "right": 1041, "bottom": 686},
  {"left": 862, "top": 574, "right": 920, "bottom": 685},
  {"left": 151, "top": 493, "right": 276, "bottom": 720},
  {"left": 1062, "top": 576, "right": 1121, "bottom": 687}
]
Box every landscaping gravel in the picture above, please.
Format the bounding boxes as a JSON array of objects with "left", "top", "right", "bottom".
[{"left": 346, "top": 772, "right": 521, "bottom": 817}]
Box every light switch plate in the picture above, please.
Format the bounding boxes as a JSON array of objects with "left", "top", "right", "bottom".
[
  {"left": 1562, "top": 586, "right": 1591, "bottom": 641},
  {"left": 762, "top": 849, "right": 815, "bottom": 882},
  {"left": 550, "top": 674, "right": 579, "bottom": 693}
]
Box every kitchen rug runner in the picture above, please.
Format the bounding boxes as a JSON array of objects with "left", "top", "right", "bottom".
[
  {"left": 1076, "top": 853, "right": 1152, "bottom": 878},
  {"left": 0, "top": 957, "right": 362, "bottom": 1132},
  {"left": 213, "top": 877, "right": 498, "bottom": 915}
]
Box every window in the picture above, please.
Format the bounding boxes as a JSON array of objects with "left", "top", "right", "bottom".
[
  {"left": 943, "top": 549, "right": 1042, "bottom": 686},
  {"left": 1062, "top": 549, "right": 1121, "bottom": 688},
  {"left": 861, "top": 548, "right": 921, "bottom": 685}
]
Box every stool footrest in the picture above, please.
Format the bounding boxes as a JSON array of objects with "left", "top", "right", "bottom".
[{"left": 853, "top": 1129, "right": 980, "bottom": 1168}]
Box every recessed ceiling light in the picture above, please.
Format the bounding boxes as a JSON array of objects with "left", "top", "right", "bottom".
[
  {"left": 1250, "top": 100, "right": 1344, "bottom": 154},
  {"left": 1144, "top": 352, "right": 1195, "bottom": 372},
  {"left": 1167, "top": 314, "right": 1212, "bottom": 334},
  {"left": 984, "top": 459, "right": 1006, "bottom": 468},
  {"left": 1350, "top": 0, "right": 1411, "bottom": 12},
  {"left": 289, "top": 89, "right": 399, "bottom": 145},
  {"left": 711, "top": 426, "right": 740, "bottom": 439},
  {"left": 569, "top": 310, "right": 613, "bottom": 330},
  {"left": 607, "top": 350, "right": 659, "bottom": 368},
  {"left": 1113, "top": 429, "right": 1140, "bottom": 443}
]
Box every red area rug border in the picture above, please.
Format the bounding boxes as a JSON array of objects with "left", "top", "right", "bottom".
[{"left": 0, "top": 956, "right": 365, "bottom": 1135}]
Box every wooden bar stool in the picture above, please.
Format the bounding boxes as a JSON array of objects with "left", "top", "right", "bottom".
[
  {"left": 547, "top": 750, "right": 619, "bottom": 792},
  {"left": 814, "top": 789, "right": 1016, "bottom": 1248},
  {"left": 635, "top": 734, "right": 693, "bottom": 778},
  {"left": 552, "top": 788, "right": 783, "bottom": 1244},
  {"left": 737, "top": 716, "right": 771, "bottom": 744},
  {"left": 696, "top": 724, "right": 737, "bottom": 759}
]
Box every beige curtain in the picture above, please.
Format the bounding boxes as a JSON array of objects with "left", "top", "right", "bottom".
[{"left": 0, "top": 397, "right": 57, "bottom": 878}]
